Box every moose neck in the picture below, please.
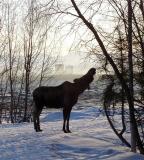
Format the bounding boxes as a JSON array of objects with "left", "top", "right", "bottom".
[{"left": 74, "top": 81, "right": 89, "bottom": 95}]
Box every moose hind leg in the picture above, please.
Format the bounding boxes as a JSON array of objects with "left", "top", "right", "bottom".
[
  {"left": 33, "top": 103, "right": 43, "bottom": 132},
  {"left": 33, "top": 113, "right": 38, "bottom": 132},
  {"left": 33, "top": 113, "right": 40, "bottom": 132},
  {"left": 37, "top": 112, "right": 43, "bottom": 132}
]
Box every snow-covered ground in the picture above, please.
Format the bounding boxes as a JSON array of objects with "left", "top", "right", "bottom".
[
  {"left": 0, "top": 105, "right": 144, "bottom": 160},
  {"left": 0, "top": 82, "right": 144, "bottom": 160}
]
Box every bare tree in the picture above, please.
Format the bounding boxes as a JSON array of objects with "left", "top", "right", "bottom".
[
  {"left": 22, "top": 0, "right": 59, "bottom": 121},
  {"left": 66, "top": 0, "right": 144, "bottom": 153},
  {"left": 0, "top": 0, "right": 59, "bottom": 123}
]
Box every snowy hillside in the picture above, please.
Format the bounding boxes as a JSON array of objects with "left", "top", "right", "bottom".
[{"left": 0, "top": 105, "right": 144, "bottom": 160}]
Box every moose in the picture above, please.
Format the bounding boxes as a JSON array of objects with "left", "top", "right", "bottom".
[{"left": 33, "top": 68, "right": 96, "bottom": 133}]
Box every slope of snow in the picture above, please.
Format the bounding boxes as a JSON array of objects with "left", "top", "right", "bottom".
[{"left": 0, "top": 106, "right": 144, "bottom": 160}]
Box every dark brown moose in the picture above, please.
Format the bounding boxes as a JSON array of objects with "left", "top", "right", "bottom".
[{"left": 33, "top": 68, "right": 96, "bottom": 133}]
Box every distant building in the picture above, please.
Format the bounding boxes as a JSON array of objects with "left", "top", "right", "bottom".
[
  {"left": 55, "top": 64, "right": 64, "bottom": 74},
  {"left": 65, "top": 65, "right": 73, "bottom": 74}
]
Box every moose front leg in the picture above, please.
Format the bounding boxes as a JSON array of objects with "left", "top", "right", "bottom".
[
  {"left": 63, "top": 107, "right": 72, "bottom": 133},
  {"left": 63, "top": 121, "right": 67, "bottom": 133}
]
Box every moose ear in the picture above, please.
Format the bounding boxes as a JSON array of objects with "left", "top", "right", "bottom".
[{"left": 89, "top": 68, "right": 96, "bottom": 75}]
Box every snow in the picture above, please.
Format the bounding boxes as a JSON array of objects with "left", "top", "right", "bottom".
[
  {"left": 0, "top": 100, "right": 144, "bottom": 159},
  {"left": 0, "top": 107, "right": 144, "bottom": 160}
]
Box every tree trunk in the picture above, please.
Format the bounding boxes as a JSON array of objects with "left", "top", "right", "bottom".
[
  {"left": 8, "top": 4, "right": 14, "bottom": 123},
  {"left": 127, "top": 0, "right": 136, "bottom": 152}
]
